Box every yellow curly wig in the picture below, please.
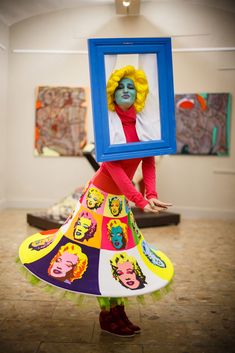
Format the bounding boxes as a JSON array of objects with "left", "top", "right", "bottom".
[
  {"left": 107, "top": 219, "right": 128, "bottom": 244},
  {"left": 48, "top": 242, "right": 88, "bottom": 283},
  {"left": 87, "top": 187, "right": 104, "bottom": 207},
  {"left": 110, "top": 252, "right": 146, "bottom": 283},
  {"left": 106, "top": 65, "right": 149, "bottom": 112}
]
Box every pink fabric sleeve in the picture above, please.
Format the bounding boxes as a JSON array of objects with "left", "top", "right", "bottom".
[
  {"left": 142, "top": 157, "right": 158, "bottom": 199},
  {"left": 103, "top": 162, "right": 148, "bottom": 209}
]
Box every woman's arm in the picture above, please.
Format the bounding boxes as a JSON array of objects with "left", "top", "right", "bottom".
[
  {"left": 142, "top": 156, "right": 158, "bottom": 199},
  {"left": 142, "top": 157, "right": 173, "bottom": 212}
]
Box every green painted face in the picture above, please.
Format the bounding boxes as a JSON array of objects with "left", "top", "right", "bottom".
[{"left": 114, "top": 77, "right": 136, "bottom": 110}]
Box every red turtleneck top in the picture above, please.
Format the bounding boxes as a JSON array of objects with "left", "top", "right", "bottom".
[{"left": 92, "top": 105, "right": 158, "bottom": 209}]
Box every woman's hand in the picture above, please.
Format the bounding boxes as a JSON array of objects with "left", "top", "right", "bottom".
[
  {"left": 144, "top": 203, "right": 161, "bottom": 213},
  {"left": 144, "top": 198, "right": 172, "bottom": 213}
]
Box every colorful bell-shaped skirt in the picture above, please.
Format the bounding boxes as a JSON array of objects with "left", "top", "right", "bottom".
[{"left": 19, "top": 182, "right": 174, "bottom": 297}]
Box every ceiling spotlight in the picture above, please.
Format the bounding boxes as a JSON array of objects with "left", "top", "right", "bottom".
[
  {"left": 115, "top": 0, "right": 140, "bottom": 15},
  {"left": 123, "top": 1, "right": 131, "bottom": 7}
]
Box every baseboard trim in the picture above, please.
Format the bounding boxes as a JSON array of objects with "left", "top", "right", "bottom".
[
  {"left": 0, "top": 198, "right": 7, "bottom": 210},
  {"left": 6, "top": 198, "right": 55, "bottom": 209},
  {"left": 171, "top": 206, "right": 235, "bottom": 221},
  {"left": 3, "top": 199, "right": 235, "bottom": 220}
]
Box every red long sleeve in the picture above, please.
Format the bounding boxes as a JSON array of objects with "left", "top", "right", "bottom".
[
  {"left": 93, "top": 105, "right": 158, "bottom": 209},
  {"left": 101, "top": 161, "right": 148, "bottom": 209},
  {"left": 142, "top": 156, "right": 158, "bottom": 200}
]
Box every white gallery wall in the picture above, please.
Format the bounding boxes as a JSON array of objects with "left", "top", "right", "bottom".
[
  {"left": 0, "top": 19, "right": 8, "bottom": 208},
  {"left": 2, "top": 1, "right": 235, "bottom": 219}
]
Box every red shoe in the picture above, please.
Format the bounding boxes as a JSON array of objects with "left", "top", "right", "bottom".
[
  {"left": 99, "top": 310, "right": 135, "bottom": 337},
  {"left": 114, "top": 305, "right": 141, "bottom": 334}
]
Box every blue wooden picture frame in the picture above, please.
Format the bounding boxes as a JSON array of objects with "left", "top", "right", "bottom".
[{"left": 88, "top": 37, "right": 176, "bottom": 162}]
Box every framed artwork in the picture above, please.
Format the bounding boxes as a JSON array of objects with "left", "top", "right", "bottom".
[
  {"left": 88, "top": 37, "right": 176, "bottom": 162},
  {"left": 34, "top": 86, "right": 88, "bottom": 156},
  {"left": 175, "top": 93, "right": 231, "bottom": 156}
]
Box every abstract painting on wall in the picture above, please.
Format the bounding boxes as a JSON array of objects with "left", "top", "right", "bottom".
[
  {"left": 34, "top": 86, "right": 88, "bottom": 156},
  {"left": 175, "top": 93, "right": 231, "bottom": 155}
]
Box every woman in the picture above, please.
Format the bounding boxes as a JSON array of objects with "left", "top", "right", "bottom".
[
  {"left": 48, "top": 242, "right": 88, "bottom": 284},
  {"left": 110, "top": 252, "right": 147, "bottom": 290},
  {"left": 73, "top": 211, "right": 97, "bottom": 242},
  {"left": 107, "top": 219, "right": 128, "bottom": 250},
  {"left": 19, "top": 65, "right": 174, "bottom": 338},
  {"left": 94, "top": 65, "right": 173, "bottom": 336}
]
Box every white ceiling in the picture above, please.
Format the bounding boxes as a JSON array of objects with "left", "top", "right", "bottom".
[
  {"left": 0, "top": 0, "right": 112, "bottom": 26},
  {"left": 0, "top": 0, "right": 234, "bottom": 26}
]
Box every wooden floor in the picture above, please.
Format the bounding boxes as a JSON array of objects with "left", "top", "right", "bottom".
[{"left": 0, "top": 209, "right": 234, "bottom": 353}]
